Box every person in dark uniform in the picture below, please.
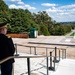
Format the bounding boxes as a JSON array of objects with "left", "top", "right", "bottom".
[{"left": 0, "top": 22, "right": 15, "bottom": 75}]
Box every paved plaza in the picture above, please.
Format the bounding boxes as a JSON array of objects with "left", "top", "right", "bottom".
[
  {"left": 13, "top": 36, "right": 75, "bottom": 75},
  {"left": 1, "top": 36, "right": 75, "bottom": 75},
  {"left": 13, "top": 36, "right": 75, "bottom": 58}
]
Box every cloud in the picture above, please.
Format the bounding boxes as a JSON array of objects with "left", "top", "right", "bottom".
[
  {"left": 9, "top": 4, "right": 36, "bottom": 10},
  {"left": 3, "top": 0, "right": 75, "bottom": 22},
  {"left": 4, "top": 0, "right": 23, "bottom": 4},
  {"left": 41, "top": 3, "right": 58, "bottom": 7},
  {"left": 17, "top": 1, "right": 24, "bottom": 5},
  {"left": 59, "top": 4, "right": 75, "bottom": 9},
  {"left": 4, "top": 0, "right": 36, "bottom": 10},
  {"left": 5, "top": 0, "right": 21, "bottom": 2},
  {"left": 44, "top": 3, "right": 75, "bottom": 22},
  {"left": 9, "top": 4, "right": 24, "bottom": 9}
]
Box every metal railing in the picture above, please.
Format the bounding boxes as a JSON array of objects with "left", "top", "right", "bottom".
[
  {"left": 0, "top": 55, "right": 51, "bottom": 75},
  {"left": 49, "top": 47, "right": 66, "bottom": 71},
  {"left": 0, "top": 44, "right": 67, "bottom": 75},
  {"left": 52, "top": 47, "right": 66, "bottom": 62},
  {"left": 14, "top": 43, "right": 66, "bottom": 56},
  {"left": 14, "top": 44, "right": 66, "bottom": 71}
]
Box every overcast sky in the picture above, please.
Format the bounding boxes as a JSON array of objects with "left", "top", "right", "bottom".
[{"left": 3, "top": 0, "right": 75, "bottom": 22}]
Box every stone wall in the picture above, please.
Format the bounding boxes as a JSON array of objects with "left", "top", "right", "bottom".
[{"left": 6, "top": 33, "right": 29, "bottom": 38}]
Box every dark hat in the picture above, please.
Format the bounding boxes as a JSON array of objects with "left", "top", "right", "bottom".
[{"left": 0, "top": 22, "right": 7, "bottom": 28}]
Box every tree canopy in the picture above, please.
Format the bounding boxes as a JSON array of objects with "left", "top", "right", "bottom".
[{"left": 0, "top": 0, "right": 72, "bottom": 35}]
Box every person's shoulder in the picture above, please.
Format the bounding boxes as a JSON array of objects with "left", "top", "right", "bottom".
[
  {"left": 0, "top": 34, "right": 7, "bottom": 38},
  {"left": 0, "top": 34, "right": 10, "bottom": 40},
  {"left": 7, "top": 35, "right": 11, "bottom": 38},
  {"left": 6, "top": 35, "right": 11, "bottom": 39}
]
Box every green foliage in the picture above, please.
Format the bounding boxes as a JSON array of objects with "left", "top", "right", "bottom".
[
  {"left": 7, "top": 9, "right": 40, "bottom": 33},
  {"left": 70, "top": 32, "right": 75, "bottom": 36},
  {"left": 0, "top": 1, "right": 72, "bottom": 35},
  {"left": 0, "top": 0, "right": 10, "bottom": 22},
  {"left": 40, "top": 23, "right": 50, "bottom": 36}
]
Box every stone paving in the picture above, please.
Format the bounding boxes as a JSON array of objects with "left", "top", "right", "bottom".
[
  {"left": 13, "top": 36, "right": 75, "bottom": 58},
  {"left": 1, "top": 36, "right": 75, "bottom": 75},
  {"left": 50, "top": 59, "right": 75, "bottom": 75}
]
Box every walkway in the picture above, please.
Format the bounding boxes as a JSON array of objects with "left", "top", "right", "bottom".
[
  {"left": 0, "top": 36, "right": 75, "bottom": 75},
  {"left": 51, "top": 59, "right": 75, "bottom": 75},
  {"left": 66, "top": 29, "right": 75, "bottom": 36}
]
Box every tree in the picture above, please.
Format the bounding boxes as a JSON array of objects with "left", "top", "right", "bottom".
[
  {"left": 0, "top": 0, "right": 10, "bottom": 22},
  {"left": 0, "top": 1, "right": 72, "bottom": 35}
]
